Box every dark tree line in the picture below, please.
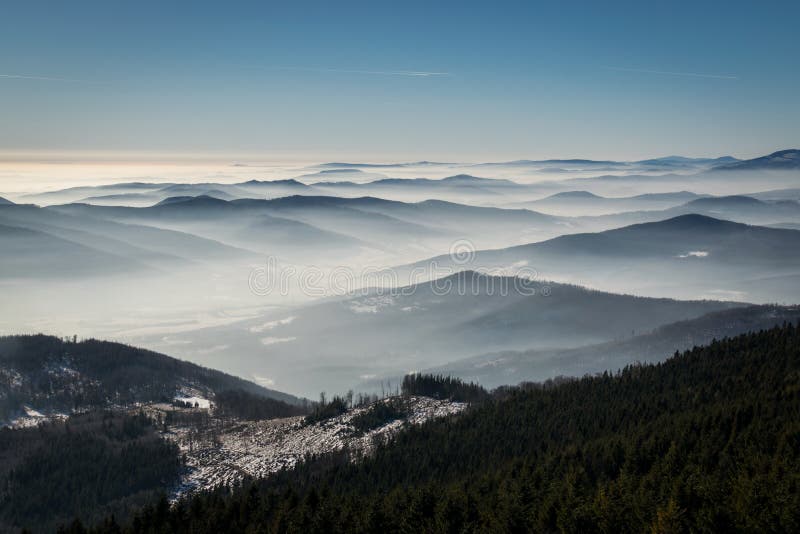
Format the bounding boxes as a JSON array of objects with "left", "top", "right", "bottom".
[
  {"left": 66, "top": 322, "right": 800, "bottom": 533},
  {"left": 401, "top": 373, "right": 488, "bottom": 402},
  {"left": 350, "top": 399, "right": 408, "bottom": 435},
  {"left": 303, "top": 394, "right": 349, "bottom": 426},
  {"left": 214, "top": 389, "right": 309, "bottom": 421},
  {"left": 0, "top": 412, "right": 180, "bottom": 533}
]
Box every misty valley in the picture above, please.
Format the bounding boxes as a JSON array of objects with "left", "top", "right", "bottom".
[{"left": 1, "top": 149, "right": 800, "bottom": 531}]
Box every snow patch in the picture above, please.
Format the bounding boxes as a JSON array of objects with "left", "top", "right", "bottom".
[
  {"left": 252, "top": 374, "right": 275, "bottom": 387},
  {"left": 677, "top": 250, "right": 709, "bottom": 258},
  {"left": 348, "top": 295, "right": 396, "bottom": 314},
  {"left": 260, "top": 336, "right": 297, "bottom": 346},
  {"left": 174, "top": 395, "right": 211, "bottom": 409},
  {"left": 249, "top": 316, "right": 297, "bottom": 333}
]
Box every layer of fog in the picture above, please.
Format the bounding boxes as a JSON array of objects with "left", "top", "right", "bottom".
[{"left": 2, "top": 154, "right": 799, "bottom": 398}]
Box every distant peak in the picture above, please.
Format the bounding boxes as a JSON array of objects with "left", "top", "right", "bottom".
[
  {"left": 155, "top": 195, "right": 229, "bottom": 207},
  {"left": 239, "top": 178, "right": 307, "bottom": 187},
  {"left": 712, "top": 149, "right": 800, "bottom": 171},
  {"left": 638, "top": 213, "right": 742, "bottom": 230},
  {"left": 687, "top": 195, "right": 764, "bottom": 206},
  {"left": 441, "top": 174, "right": 517, "bottom": 185},
  {"left": 546, "top": 190, "right": 602, "bottom": 200}
]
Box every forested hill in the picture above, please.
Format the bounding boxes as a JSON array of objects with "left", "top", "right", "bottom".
[
  {"left": 0, "top": 335, "right": 301, "bottom": 422},
  {"left": 90, "top": 323, "right": 800, "bottom": 533}
]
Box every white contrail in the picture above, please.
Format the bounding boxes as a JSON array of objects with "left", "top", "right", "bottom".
[
  {"left": 603, "top": 66, "right": 738, "bottom": 80},
  {"left": 0, "top": 73, "right": 94, "bottom": 82},
  {"left": 255, "top": 66, "right": 450, "bottom": 77}
]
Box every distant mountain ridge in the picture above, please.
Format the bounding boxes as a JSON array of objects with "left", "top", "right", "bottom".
[
  {"left": 404, "top": 214, "right": 800, "bottom": 302},
  {"left": 423, "top": 213, "right": 800, "bottom": 262},
  {"left": 189, "top": 269, "right": 743, "bottom": 395},
  {"left": 712, "top": 149, "right": 800, "bottom": 171},
  {"left": 425, "top": 304, "right": 800, "bottom": 388}
]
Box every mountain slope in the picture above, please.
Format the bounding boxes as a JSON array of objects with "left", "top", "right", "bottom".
[
  {"left": 428, "top": 304, "right": 800, "bottom": 388},
  {"left": 172, "top": 271, "right": 742, "bottom": 396},
  {"left": 712, "top": 148, "right": 800, "bottom": 171},
  {"left": 100, "top": 323, "right": 800, "bottom": 533},
  {"left": 515, "top": 190, "right": 705, "bottom": 215},
  {"left": 0, "top": 335, "right": 303, "bottom": 423},
  {"left": 407, "top": 215, "right": 800, "bottom": 302},
  {"left": 50, "top": 195, "right": 573, "bottom": 262},
  {"left": 0, "top": 412, "right": 181, "bottom": 532},
  {"left": 0, "top": 223, "right": 150, "bottom": 279}
]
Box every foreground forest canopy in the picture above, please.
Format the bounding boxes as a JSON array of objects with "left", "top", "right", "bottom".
[
  {"left": 69, "top": 323, "right": 800, "bottom": 533},
  {"left": 0, "top": 412, "right": 180, "bottom": 532}
]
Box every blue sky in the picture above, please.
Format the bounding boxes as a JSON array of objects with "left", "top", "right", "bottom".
[{"left": 1, "top": 0, "right": 798, "bottom": 161}]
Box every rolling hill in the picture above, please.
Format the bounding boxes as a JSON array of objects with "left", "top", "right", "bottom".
[
  {"left": 157, "top": 270, "right": 744, "bottom": 396},
  {"left": 424, "top": 304, "right": 800, "bottom": 388},
  {"left": 0, "top": 334, "right": 304, "bottom": 424},
  {"left": 98, "top": 323, "right": 800, "bottom": 532},
  {"left": 0, "top": 223, "right": 150, "bottom": 279},
  {"left": 711, "top": 148, "right": 800, "bottom": 171},
  {"left": 48, "top": 195, "right": 575, "bottom": 264},
  {"left": 515, "top": 190, "right": 705, "bottom": 215},
  {"left": 405, "top": 214, "right": 800, "bottom": 303}
]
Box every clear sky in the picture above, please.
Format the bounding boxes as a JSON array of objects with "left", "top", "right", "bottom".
[{"left": 1, "top": 0, "right": 798, "bottom": 161}]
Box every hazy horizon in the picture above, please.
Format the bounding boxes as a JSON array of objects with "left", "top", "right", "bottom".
[{"left": 1, "top": 147, "right": 792, "bottom": 195}]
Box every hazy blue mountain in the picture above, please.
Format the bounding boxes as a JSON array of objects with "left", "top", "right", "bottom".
[
  {"left": 230, "top": 213, "right": 367, "bottom": 256},
  {"left": 0, "top": 197, "right": 13, "bottom": 205},
  {"left": 515, "top": 190, "right": 707, "bottom": 215},
  {"left": 545, "top": 190, "right": 603, "bottom": 199},
  {"left": 19, "top": 182, "right": 173, "bottom": 205},
  {"left": 580, "top": 194, "right": 800, "bottom": 229},
  {"left": 369, "top": 175, "right": 509, "bottom": 188},
  {"left": 678, "top": 195, "right": 800, "bottom": 220},
  {"left": 164, "top": 271, "right": 742, "bottom": 396},
  {"left": 155, "top": 183, "right": 251, "bottom": 199},
  {"left": 405, "top": 215, "right": 800, "bottom": 303},
  {"left": 78, "top": 192, "right": 162, "bottom": 206},
  {"left": 0, "top": 223, "right": 150, "bottom": 279},
  {"left": 423, "top": 304, "right": 800, "bottom": 388},
  {"left": 473, "top": 158, "right": 620, "bottom": 168},
  {"left": 293, "top": 169, "right": 389, "bottom": 183},
  {"left": 38, "top": 180, "right": 322, "bottom": 207},
  {"left": 748, "top": 188, "right": 800, "bottom": 201},
  {"left": 0, "top": 203, "right": 258, "bottom": 265},
  {"left": 769, "top": 222, "right": 800, "bottom": 231},
  {"left": 154, "top": 194, "right": 232, "bottom": 208},
  {"left": 49, "top": 195, "right": 574, "bottom": 262},
  {"left": 629, "top": 191, "right": 705, "bottom": 201},
  {"left": 558, "top": 150, "right": 800, "bottom": 197},
  {"left": 315, "top": 174, "right": 530, "bottom": 202},
  {"left": 235, "top": 178, "right": 315, "bottom": 196},
  {"left": 711, "top": 148, "right": 800, "bottom": 171},
  {"left": 471, "top": 156, "right": 735, "bottom": 172},
  {"left": 636, "top": 155, "right": 738, "bottom": 167},
  {"left": 20, "top": 179, "right": 315, "bottom": 207},
  {"left": 417, "top": 214, "right": 800, "bottom": 265}
]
